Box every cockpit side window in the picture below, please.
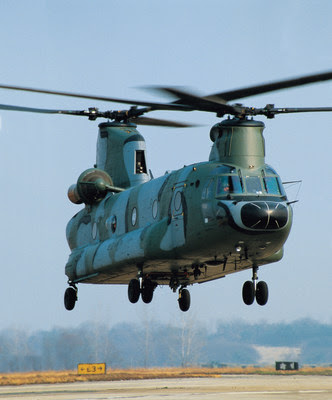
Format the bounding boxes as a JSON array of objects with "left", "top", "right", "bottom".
[
  {"left": 217, "top": 176, "right": 230, "bottom": 194},
  {"left": 216, "top": 175, "right": 243, "bottom": 196},
  {"left": 202, "top": 178, "right": 215, "bottom": 200},
  {"left": 263, "top": 176, "right": 281, "bottom": 195}
]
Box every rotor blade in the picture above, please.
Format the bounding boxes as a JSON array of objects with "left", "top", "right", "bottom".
[
  {"left": 0, "top": 84, "right": 190, "bottom": 112},
  {"left": 0, "top": 103, "right": 88, "bottom": 116},
  {"left": 149, "top": 86, "right": 240, "bottom": 115},
  {"left": 206, "top": 70, "right": 332, "bottom": 102},
  {"left": 248, "top": 105, "right": 332, "bottom": 118},
  {"left": 133, "top": 116, "right": 199, "bottom": 128}
]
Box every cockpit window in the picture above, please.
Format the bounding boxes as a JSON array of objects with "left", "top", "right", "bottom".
[
  {"left": 245, "top": 176, "right": 263, "bottom": 194},
  {"left": 213, "top": 165, "right": 236, "bottom": 174},
  {"left": 202, "top": 178, "right": 215, "bottom": 200},
  {"left": 216, "top": 175, "right": 243, "bottom": 195},
  {"left": 265, "top": 165, "right": 278, "bottom": 175},
  {"left": 263, "top": 176, "right": 281, "bottom": 195}
]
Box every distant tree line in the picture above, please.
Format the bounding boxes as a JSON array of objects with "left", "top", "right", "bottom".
[{"left": 0, "top": 318, "right": 331, "bottom": 372}]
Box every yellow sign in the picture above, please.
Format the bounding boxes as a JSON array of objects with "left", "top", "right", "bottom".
[{"left": 77, "top": 363, "right": 106, "bottom": 375}]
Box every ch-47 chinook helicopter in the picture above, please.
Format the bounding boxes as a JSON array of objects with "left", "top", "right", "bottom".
[{"left": 1, "top": 71, "right": 332, "bottom": 312}]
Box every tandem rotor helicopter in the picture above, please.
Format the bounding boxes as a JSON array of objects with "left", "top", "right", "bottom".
[{"left": 1, "top": 71, "right": 332, "bottom": 312}]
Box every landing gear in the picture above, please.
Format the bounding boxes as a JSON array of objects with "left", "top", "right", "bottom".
[
  {"left": 242, "top": 267, "right": 269, "bottom": 306},
  {"left": 242, "top": 280, "right": 255, "bottom": 305},
  {"left": 128, "top": 279, "right": 140, "bottom": 303},
  {"left": 141, "top": 279, "right": 155, "bottom": 304},
  {"left": 64, "top": 285, "right": 77, "bottom": 311},
  {"left": 127, "top": 267, "right": 191, "bottom": 312},
  {"left": 178, "top": 287, "right": 191, "bottom": 312},
  {"left": 256, "top": 280, "right": 269, "bottom": 306},
  {"left": 127, "top": 277, "right": 156, "bottom": 304}
]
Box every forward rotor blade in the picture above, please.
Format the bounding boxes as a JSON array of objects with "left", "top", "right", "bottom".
[
  {"left": 206, "top": 70, "right": 332, "bottom": 102},
  {"left": 0, "top": 103, "right": 87, "bottom": 116},
  {"left": 0, "top": 103, "right": 196, "bottom": 127},
  {"left": 0, "top": 84, "right": 189, "bottom": 112}
]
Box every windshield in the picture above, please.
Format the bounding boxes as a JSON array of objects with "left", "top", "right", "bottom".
[
  {"left": 245, "top": 176, "right": 263, "bottom": 194},
  {"left": 210, "top": 166, "right": 286, "bottom": 199}
]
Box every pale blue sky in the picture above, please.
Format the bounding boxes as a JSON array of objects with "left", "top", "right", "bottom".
[{"left": 0, "top": 0, "right": 331, "bottom": 331}]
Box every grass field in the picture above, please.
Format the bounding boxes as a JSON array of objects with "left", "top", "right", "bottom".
[{"left": 0, "top": 366, "right": 331, "bottom": 386}]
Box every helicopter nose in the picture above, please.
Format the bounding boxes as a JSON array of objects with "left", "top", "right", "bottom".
[{"left": 241, "top": 202, "right": 288, "bottom": 230}]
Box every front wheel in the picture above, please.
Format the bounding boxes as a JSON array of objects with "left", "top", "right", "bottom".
[
  {"left": 242, "top": 281, "right": 255, "bottom": 305},
  {"left": 64, "top": 287, "right": 77, "bottom": 311},
  {"left": 256, "top": 281, "right": 269, "bottom": 306}
]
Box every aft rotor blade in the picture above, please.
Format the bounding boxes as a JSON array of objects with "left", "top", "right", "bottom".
[
  {"left": 254, "top": 106, "right": 332, "bottom": 118},
  {"left": 133, "top": 116, "right": 198, "bottom": 128},
  {"left": 206, "top": 70, "right": 332, "bottom": 102},
  {"left": 148, "top": 86, "right": 240, "bottom": 116},
  {"left": 0, "top": 84, "right": 189, "bottom": 112}
]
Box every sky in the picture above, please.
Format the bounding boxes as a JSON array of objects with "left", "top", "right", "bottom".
[{"left": 0, "top": 0, "right": 331, "bottom": 332}]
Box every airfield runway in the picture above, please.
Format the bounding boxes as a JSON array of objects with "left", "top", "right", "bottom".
[{"left": 0, "top": 375, "right": 331, "bottom": 400}]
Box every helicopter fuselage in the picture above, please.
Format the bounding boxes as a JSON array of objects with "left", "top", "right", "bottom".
[{"left": 65, "top": 160, "right": 292, "bottom": 288}]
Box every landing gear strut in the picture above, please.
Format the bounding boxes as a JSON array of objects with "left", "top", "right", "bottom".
[
  {"left": 64, "top": 284, "right": 77, "bottom": 311},
  {"left": 242, "top": 266, "right": 269, "bottom": 306}
]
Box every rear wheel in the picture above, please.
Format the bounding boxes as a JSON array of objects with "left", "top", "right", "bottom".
[
  {"left": 128, "top": 279, "right": 140, "bottom": 303},
  {"left": 141, "top": 279, "right": 154, "bottom": 304},
  {"left": 242, "top": 281, "right": 255, "bottom": 305}
]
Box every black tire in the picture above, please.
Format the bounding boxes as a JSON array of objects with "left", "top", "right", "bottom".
[
  {"left": 178, "top": 288, "right": 190, "bottom": 312},
  {"left": 64, "top": 287, "right": 77, "bottom": 311},
  {"left": 242, "top": 281, "right": 255, "bottom": 305},
  {"left": 256, "top": 281, "right": 269, "bottom": 306},
  {"left": 141, "top": 279, "right": 154, "bottom": 304},
  {"left": 128, "top": 279, "right": 140, "bottom": 303}
]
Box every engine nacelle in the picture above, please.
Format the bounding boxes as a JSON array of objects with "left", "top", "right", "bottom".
[{"left": 67, "top": 168, "right": 113, "bottom": 205}]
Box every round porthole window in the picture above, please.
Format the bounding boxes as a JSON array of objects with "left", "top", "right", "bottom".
[
  {"left": 174, "top": 191, "right": 182, "bottom": 211},
  {"left": 92, "top": 222, "right": 97, "bottom": 239},
  {"left": 131, "top": 207, "right": 137, "bottom": 226},
  {"left": 152, "top": 200, "right": 158, "bottom": 219},
  {"left": 106, "top": 215, "right": 117, "bottom": 233},
  {"left": 111, "top": 215, "right": 117, "bottom": 233}
]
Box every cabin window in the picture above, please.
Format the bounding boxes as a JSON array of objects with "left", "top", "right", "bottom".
[
  {"left": 131, "top": 208, "right": 137, "bottom": 226},
  {"left": 174, "top": 191, "right": 182, "bottom": 211},
  {"left": 152, "top": 200, "right": 158, "bottom": 219},
  {"left": 245, "top": 176, "right": 263, "bottom": 194},
  {"left": 135, "top": 150, "right": 147, "bottom": 174},
  {"left": 111, "top": 216, "right": 117, "bottom": 232}
]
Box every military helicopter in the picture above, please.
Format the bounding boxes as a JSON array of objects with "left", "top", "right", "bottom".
[{"left": 1, "top": 71, "right": 332, "bottom": 312}]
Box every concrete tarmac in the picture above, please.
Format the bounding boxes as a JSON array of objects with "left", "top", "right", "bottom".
[{"left": 0, "top": 374, "right": 331, "bottom": 399}]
